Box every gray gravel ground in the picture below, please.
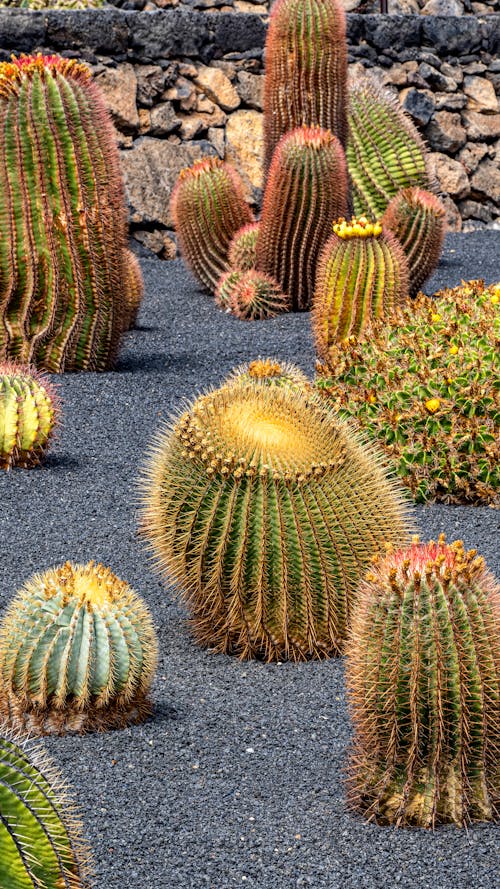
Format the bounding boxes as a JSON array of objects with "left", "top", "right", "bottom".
[{"left": 0, "top": 231, "right": 499, "bottom": 889}]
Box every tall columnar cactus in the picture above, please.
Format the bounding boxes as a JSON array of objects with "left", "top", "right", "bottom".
[
  {"left": 382, "top": 188, "right": 446, "bottom": 297},
  {"left": 0, "top": 730, "right": 92, "bottom": 889},
  {"left": 0, "top": 362, "right": 60, "bottom": 469},
  {"left": 312, "top": 217, "right": 409, "bottom": 357},
  {"left": 215, "top": 269, "right": 290, "bottom": 321},
  {"left": 263, "top": 0, "right": 348, "bottom": 174},
  {"left": 171, "top": 157, "right": 254, "bottom": 294},
  {"left": 256, "top": 127, "right": 349, "bottom": 312},
  {"left": 141, "top": 381, "right": 412, "bottom": 661},
  {"left": 346, "top": 535, "right": 500, "bottom": 827},
  {"left": 0, "top": 55, "right": 140, "bottom": 371},
  {"left": 0, "top": 561, "right": 158, "bottom": 734},
  {"left": 347, "top": 78, "right": 434, "bottom": 220},
  {"left": 228, "top": 222, "right": 260, "bottom": 272}
]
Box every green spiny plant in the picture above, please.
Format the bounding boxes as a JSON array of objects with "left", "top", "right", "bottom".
[
  {"left": 215, "top": 269, "right": 290, "bottom": 321},
  {"left": 347, "top": 78, "right": 434, "bottom": 220},
  {"left": 346, "top": 534, "right": 500, "bottom": 827},
  {"left": 171, "top": 157, "right": 254, "bottom": 294},
  {"left": 316, "top": 279, "right": 500, "bottom": 505},
  {"left": 0, "top": 362, "right": 60, "bottom": 469},
  {"left": 263, "top": 0, "right": 348, "bottom": 174},
  {"left": 228, "top": 222, "right": 260, "bottom": 272},
  {"left": 256, "top": 126, "right": 349, "bottom": 312},
  {"left": 0, "top": 728, "right": 93, "bottom": 888},
  {"left": 312, "top": 216, "right": 409, "bottom": 356},
  {"left": 0, "top": 55, "right": 140, "bottom": 372},
  {"left": 0, "top": 561, "right": 158, "bottom": 735},
  {"left": 223, "top": 357, "right": 310, "bottom": 391},
  {"left": 140, "top": 381, "right": 413, "bottom": 661},
  {"left": 382, "top": 187, "right": 446, "bottom": 297}
]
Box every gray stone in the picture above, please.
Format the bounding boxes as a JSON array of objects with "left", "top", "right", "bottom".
[
  {"left": 421, "top": 0, "right": 464, "bottom": 14},
  {"left": 421, "top": 16, "right": 482, "bottom": 55},
  {"left": 0, "top": 10, "right": 46, "bottom": 51},
  {"left": 360, "top": 15, "right": 422, "bottom": 52},
  {"left": 94, "top": 64, "right": 139, "bottom": 133},
  {"left": 471, "top": 159, "right": 500, "bottom": 203},
  {"left": 458, "top": 200, "right": 494, "bottom": 223},
  {"left": 434, "top": 92, "right": 467, "bottom": 111},
  {"left": 236, "top": 71, "right": 264, "bottom": 111},
  {"left": 135, "top": 65, "right": 170, "bottom": 107},
  {"left": 46, "top": 10, "right": 129, "bottom": 55},
  {"left": 458, "top": 142, "right": 489, "bottom": 174},
  {"left": 402, "top": 88, "right": 435, "bottom": 126},
  {"left": 462, "top": 111, "right": 500, "bottom": 141},
  {"left": 149, "top": 102, "right": 182, "bottom": 136},
  {"left": 425, "top": 111, "right": 467, "bottom": 154},
  {"left": 417, "top": 62, "right": 455, "bottom": 92}
]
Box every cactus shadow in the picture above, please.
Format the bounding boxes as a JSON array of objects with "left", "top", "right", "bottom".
[
  {"left": 43, "top": 454, "right": 82, "bottom": 471},
  {"left": 150, "top": 700, "right": 182, "bottom": 724}
]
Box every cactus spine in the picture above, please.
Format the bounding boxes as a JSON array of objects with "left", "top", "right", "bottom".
[
  {"left": 141, "top": 381, "right": 412, "bottom": 661},
  {"left": 346, "top": 535, "right": 500, "bottom": 827},
  {"left": 0, "top": 730, "right": 92, "bottom": 889},
  {"left": 0, "top": 362, "right": 59, "bottom": 469},
  {"left": 312, "top": 217, "right": 409, "bottom": 357},
  {"left": 215, "top": 269, "right": 289, "bottom": 321},
  {"left": 228, "top": 222, "right": 260, "bottom": 272},
  {"left": 123, "top": 249, "right": 144, "bottom": 329},
  {"left": 256, "top": 127, "right": 349, "bottom": 312},
  {"left": 347, "top": 79, "right": 433, "bottom": 220},
  {"left": 263, "top": 0, "right": 348, "bottom": 174},
  {"left": 223, "top": 358, "right": 310, "bottom": 391},
  {"left": 171, "top": 157, "right": 254, "bottom": 294},
  {"left": 382, "top": 187, "right": 446, "bottom": 297},
  {"left": 0, "top": 561, "right": 158, "bottom": 734},
  {"left": 0, "top": 55, "right": 140, "bottom": 371}
]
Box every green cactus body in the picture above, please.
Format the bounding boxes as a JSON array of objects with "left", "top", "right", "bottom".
[
  {"left": 0, "top": 731, "right": 92, "bottom": 888},
  {"left": 141, "top": 382, "right": 412, "bottom": 661},
  {"left": 0, "top": 55, "right": 138, "bottom": 371},
  {"left": 0, "top": 362, "right": 59, "bottom": 469},
  {"left": 382, "top": 187, "right": 446, "bottom": 297},
  {"left": 263, "top": 0, "right": 348, "bottom": 174},
  {"left": 312, "top": 217, "right": 409, "bottom": 356},
  {"left": 346, "top": 536, "right": 500, "bottom": 827},
  {"left": 228, "top": 222, "right": 260, "bottom": 272},
  {"left": 347, "top": 79, "right": 433, "bottom": 219},
  {"left": 223, "top": 358, "right": 310, "bottom": 391},
  {"left": 215, "top": 269, "right": 290, "bottom": 321},
  {"left": 256, "top": 127, "right": 349, "bottom": 312},
  {"left": 171, "top": 157, "right": 254, "bottom": 294},
  {"left": 0, "top": 561, "right": 158, "bottom": 734}
]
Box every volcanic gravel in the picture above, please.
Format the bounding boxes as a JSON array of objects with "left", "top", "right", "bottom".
[{"left": 0, "top": 231, "right": 499, "bottom": 889}]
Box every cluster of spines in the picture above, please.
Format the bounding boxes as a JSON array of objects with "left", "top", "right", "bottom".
[
  {"left": 0, "top": 362, "right": 60, "bottom": 469},
  {"left": 215, "top": 269, "right": 290, "bottom": 321},
  {"left": 228, "top": 222, "right": 260, "bottom": 272},
  {"left": 223, "top": 357, "right": 310, "bottom": 391},
  {"left": 382, "top": 187, "right": 446, "bottom": 296}
]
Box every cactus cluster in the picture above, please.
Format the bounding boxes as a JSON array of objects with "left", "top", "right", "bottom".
[
  {"left": 1, "top": 0, "right": 103, "bottom": 6},
  {"left": 382, "top": 187, "right": 446, "bottom": 297},
  {"left": 347, "top": 534, "right": 500, "bottom": 827},
  {"left": 0, "top": 362, "right": 60, "bottom": 469},
  {"left": 215, "top": 269, "right": 289, "bottom": 321},
  {"left": 0, "top": 561, "right": 158, "bottom": 734},
  {"left": 316, "top": 280, "right": 500, "bottom": 505}
]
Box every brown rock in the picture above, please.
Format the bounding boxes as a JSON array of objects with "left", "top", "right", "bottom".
[
  {"left": 441, "top": 62, "right": 463, "bottom": 86},
  {"left": 384, "top": 64, "right": 410, "bottom": 87},
  {"left": 234, "top": 0, "right": 268, "bottom": 10},
  {"left": 471, "top": 159, "right": 500, "bottom": 203},
  {"left": 429, "top": 153, "right": 469, "bottom": 200},
  {"left": 424, "top": 112, "right": 467, "bottom": 154},
  {"left": 464, "top": 77, "right": 499, "bottom": 114},
  {"left": 461, "top": 111, "right": 500, "bottom": 141},
  {"left": 208, "top": 127, "right": 225, "bottom": 157},
  {"left": 236, "top": 71, "right": 264, "bottom": 111},
  {"left": 95, "top": 64, "right": 139, "bottom": 133},
  {"left": 434, "top": 92, "right": 467, "bottom": 112},
  {"left": 440, "top": 194, "right": 462, "bottom": 232},
  {"left": 133, "top": 229, "right": 177, "bottom": 259},
  {"left": 164, "top": 77, "right": 197, "bottom": 112},
  {"left": 150, "top": 102, "right": 181, "bottom": 136},
  {"left": 138, "top": 108, "right": 151, "bottom": 136},
  {"left": 458, "top": 200, "right": 494, "bottom": 224},
  {"left": 135, "top": 65, "right": 167, "bottom": 107},
  {"left": 458, "top": 142, "right": 489, "bottom": 174},
  {"left": 225, "top": 110, "right": 264, "bottom": 202},
  {"left": 194, "top": 66, "right": 240, "bottom": 113}
]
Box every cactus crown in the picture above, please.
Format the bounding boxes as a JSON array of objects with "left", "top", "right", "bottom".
[
  {"left": 332, "top": 217, "right": 383, "bottom": 239},
  {"left": 368, "top": 533, "right": 487, "bottom": 590},
  {"left": 178, "top": 156, "right": 221, "bottom": 181},
  {"left": 223, "top": 358, "right": 310, "bottom": 392},
  {"left": 0, "top": 54, "right": 91, "bottom": 96}
]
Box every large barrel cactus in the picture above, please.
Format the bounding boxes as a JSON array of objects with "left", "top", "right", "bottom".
[
  {"left": 382, "top": 187, "right": 446, "bottom": 297},
  {"left": 0, "top": 729, "right": 92, "bottom": 889},
  {"left": 256, "top": 127, "right": 349, "bottom": 312},
  {"left": 346, "top": 535, "right": 500, "bottom": 827},
  {"left": 263, "top": 0, "right": 348, "bottom": 173},
  {"left": 141, "top": 380, "right": 412, "bottom": 661},
  {"left": 0, "top": 362, "right": 60, "bottom": 469},
  {"left": 0, "top": 561, "right": 158, "bottom": 734},
  {"left": 0, "top": 54, "right": 140, "bottom": 371}
]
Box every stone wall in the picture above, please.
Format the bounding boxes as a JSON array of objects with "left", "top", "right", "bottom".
[
  {"left": 112, "top": 0, "right": 499, "bottom": 17},
  {"left": 0, "top": 10, "right": 499, "bottom": 256}
]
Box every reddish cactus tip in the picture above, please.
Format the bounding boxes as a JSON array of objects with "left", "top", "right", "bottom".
[
  {"left": 397, "top": 187, "right": 446, "bottom": 216},
  {"left": 0, "top": 54, "right": 91, "bottom": 84},
  {"left": 279, "top": 126, "right": 341, "bottom": 151},
  {"left": 178, "top": 156, "right": 222, "bottom": 181}
]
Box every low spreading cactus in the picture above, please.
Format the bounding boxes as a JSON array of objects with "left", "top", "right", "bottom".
[
  {"left": 0, "top": 363, "right": 60, "bottom": 469},
  {"left": 228, "top": 223, "right": 260, "bottom": 272},
  {"left": 346, "top": 535, "right": 500, "bottom": 827},
  {"left": 0, "top": 561, "right": 158, "bottom": 734},
  {"left": 316, "top": 280, "right": 500, "bottom": 505},
  {"left": 215, "top": 269, "right": 290, "bottom": 321}
]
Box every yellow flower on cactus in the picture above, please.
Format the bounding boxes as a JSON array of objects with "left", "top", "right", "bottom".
[
  {"left": 449, "top": 344, "right": 459, "bottom": 355},
  {"left": 491, "top": 292, "right": 499, "bottom": 305},
  {"left": 368, "top": 394, "right": 377, "bottom": 404},
  {"left": 431, "top": 313, "right": 441, "bottom": 322},
  {"left": 425, "top": 398, "right": 441, "bottom": 414}
]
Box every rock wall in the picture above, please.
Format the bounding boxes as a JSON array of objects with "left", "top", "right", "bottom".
[
  {"left": 0, "top": 10, "right": 499, "bottom": 256},
  {"left": 111, "top": 0, "right": 499, "bottom": 17}
]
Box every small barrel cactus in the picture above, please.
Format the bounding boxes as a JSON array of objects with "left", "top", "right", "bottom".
[
  {"left": 312, "top": 217, "right": 409, "bottom": 356},
  {"left": 215, "top": 269, "right": 290, "bottom": 321},
  {"left": 346, "top": 535, "right": 500, "bottom": 827},
  {"left": 256, "top": 126, "right": 349, "bottom": 312},
  {"left": 263, "top": 0, "right": 348, "bottom": 173},
  {"left": 382, "top": 187, "right": 446, "bottom": 297},
  {"left": 0, "top": 729, "right": 92, "bottom": 889},
  {"left": 228, "top": 222, "right": 260, "bottom": 272},
  {"left": 347, "top": 78, "right": 434, "bottom": 220},
  {"left": 170, "top": 157, "right": 254, "bottom": 294},
  {"left": 0, "top": 561, "right": 158, "bottom": 734},
  {"left": 0, "top": 362, "right": 60, "bottom": 469},
  {"left": 223, "top": 358, "right": 310, "bottom": 391},
  {"left": 141, "top": 381, "right": 412, "bottom": 661}
]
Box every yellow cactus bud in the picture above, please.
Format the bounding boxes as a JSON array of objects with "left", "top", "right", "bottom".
[
  {"left": 449, "top": 344, "right": 459, "bottom": 355},
  {"left": 431, "top": 313, "right": 441, "bottom": 322},
  {"left": 425, "top": 398, "right": 440, "bottom": 414}
]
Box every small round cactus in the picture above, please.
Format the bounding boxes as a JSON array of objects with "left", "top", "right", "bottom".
[
  {"left": 0, "top": 561, "right": 158, "bottom": 735},
  {"left": 382, "top": 187, "right": 446, "bottom": 297},
  {"left": 215, "top": 269, "right": 290, "bottom": 321},
  {"left": 346, "top": 535, "right": 500, "bottom": 827},
  {"left": 228, "top": 222, "right": 260, "bottom": 272},
  {"left": 0, "top": 728, "right": 92, "bottom": 889},
  {"left": 0, "top": 362, "right": 60, "bottom": 469}
]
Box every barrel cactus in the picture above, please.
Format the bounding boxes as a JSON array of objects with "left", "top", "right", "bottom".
[
  {"left": 312, "top": 217, "right": 409, "bottom": 356},
  {"left": 263, "top": 0, "right": 348, "bottom": 173},
  {"left": 382, "top": 187, "right": 446, "bottom": 297},
  {"left": 141, "top": 381, "right": 412, "bottom": 661},
  {"left": 0, "top": 362, "right": 60, "bottom": 469},
  {"left": 171, "top": 157, "right": 254, "bottom": 294},
  {"left": 0, "top": 729, "right": 92, "bottom": 889},
  {"left": 256, "top": 127, "right": 349, "bottom": 311},
  {"left": 346, "top": 535, "right": 500, "bottom": 827},
  {"left": 0, "top": 54, "right": 140, "bottom": 371},
  {"left": 223, "top": 358, "right": 310, "bottom": 391},
  {"left": 215, "top": 269, "right": 290, "bottom": 321},
  {"left": 228, "top": 222, "right": 260, "bottom": 272},
  {"left": 0, "top": 561, "right": 158, "bottom": 734}
]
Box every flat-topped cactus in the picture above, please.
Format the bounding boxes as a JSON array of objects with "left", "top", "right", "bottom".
[
  {"left": 382, "top": 187, "right": 446, "bottom": 297},
  {"left": 0, "top": 561, "right": 158, "bottom": 734},
  {"left": 346, "top": 535, "right": 500, "bottom": 827},
  {"left": 0, "top": 362, "right": 60, "bottom": 469},
  {"left": 215, "top": 269, "right": 290, "bottom": 321}
]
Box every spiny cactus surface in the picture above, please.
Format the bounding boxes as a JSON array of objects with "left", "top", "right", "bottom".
[
  {"left": 228, "top": 222, "right": 260, "bottom": 272},
  {"left": 0, "top": 561, "right": 158, "bottom": 734},
  {"left": 0, "top": 362, "right": 60, "bottom": 469},
  {"left": 123, "top": 249, "right": 145, "bottom": 330},
  {"left": 141, "top": 381, "right": 412, "bottom": 661},
  {"left": 346, "top": 535, "right": 500, "bottom": 827},
  {"left": 223, "top": 357, "right": 310, "bottom": 391},
  {"left": 215, "top": 269, "right": 290, "bottom": 321},
  {"left": 382, "top": 187, "right": 446, "bottom": 297}
]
